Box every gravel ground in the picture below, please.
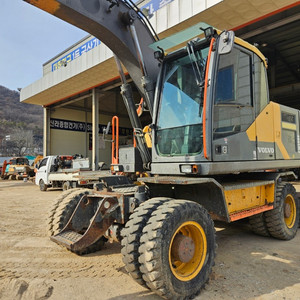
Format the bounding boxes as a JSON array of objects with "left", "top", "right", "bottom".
[{"left": 0, "top": 180, "right": 299, "bottom": 300}]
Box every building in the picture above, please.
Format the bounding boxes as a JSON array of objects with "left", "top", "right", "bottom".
[{"left": 20, "top": 0, "right": 300, "bottom": 169}]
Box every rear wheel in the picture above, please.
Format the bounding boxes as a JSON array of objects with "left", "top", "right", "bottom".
[
  {"left": 62, "top": 181, "right": 71, "bottom": 191},
  {"left": 47, "top": 189, "right": 106, "bottom": 254},
  {"left": 138, "top": 200, "right": 216, "bottom": 299},
  {"left": 265, "top": 183, "right": 299, "bottom": 240},
  {"left": 249, "top": 213, "right": 270, "bottom": 237}
]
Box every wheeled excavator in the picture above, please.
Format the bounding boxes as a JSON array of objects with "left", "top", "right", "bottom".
[{"left": 23, "top": 1, "right": 300, "bottom": 299}]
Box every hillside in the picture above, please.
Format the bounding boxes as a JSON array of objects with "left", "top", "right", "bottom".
[{"left": 0, "top": 85, "right": 43, "bottom": 155}]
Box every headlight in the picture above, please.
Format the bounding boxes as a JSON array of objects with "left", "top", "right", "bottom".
[
  {"left": 180, "top": 164, "right": 199, "bottom": 174},
  {"left": 111, "top": 165, "right": 123, "bottom": 172},
  {"left": 180, "top": 165, "right": 193, "bottom": 173}
]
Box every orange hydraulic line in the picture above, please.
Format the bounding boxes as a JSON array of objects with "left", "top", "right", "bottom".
[
  {"left": 133, "top": 133, "right": 137, "bottom": 148},
  {"left": 111, "top": 116, "right": 119, "bottom": 164},
  {"left": 203, "top": 37, "right": 215, "bottom": 160},
  {"left": 136, "top": 97, "right": 144, "bottom": 117}
]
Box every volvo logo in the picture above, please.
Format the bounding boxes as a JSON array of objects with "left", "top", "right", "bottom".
[{"left": 257, "top": 147, "right": 275, "bottom": 154}]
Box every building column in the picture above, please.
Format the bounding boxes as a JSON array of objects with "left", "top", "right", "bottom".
[
  {"left": 43, "top": 107, "right": 50, "bottom": 156},
  {"left": 92, "top": 89, "right": 99, "bottom": 171}
]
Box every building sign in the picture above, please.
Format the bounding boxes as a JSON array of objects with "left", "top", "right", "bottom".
[
  {"left": 51, "top": 37, "right": 101, "bottom": 72},
  {"left": 141, "top": 0, "right": 174, "bottom": 16},
  {"left": 50, "top": 118, "right": 133, "bottom": 136}
]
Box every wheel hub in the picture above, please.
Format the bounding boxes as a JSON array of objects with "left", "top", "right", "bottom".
[
  {"left": 284, "top": 203, "right": 291, "bottom": 218},
  {"left": 171, "top": 234, "right": 195, "bottom": 263}
]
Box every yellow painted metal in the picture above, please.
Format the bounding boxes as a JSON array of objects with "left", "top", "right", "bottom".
[
  {"left": 256, "top": 103, "right": 274, "bottom": 143},
  {"left": 273, "top": 103, "right": 290, "bottom": 159},
  {"left": 246, "top": 102, "right": 290, "bottom": 159},
  {"left": 224, "top": 182, "right": 275, "bottom": 214},
  {"left": 284, "top": 194, "right": 297, "bottom": 229},
  {"left": 282, "top": 122, "right": 297, "bottom": 131},
  {"left": 234, "top": 37, "right": 268, "bottom": 68},
  {"left": 169, "top": 221, "right": 207, "bottom": 282},
  {"left": 24, "top": 0, "right": 61, "bottom": 14},
  {"left": 143, "top": 126, "right": 152, "bottom": 148}
]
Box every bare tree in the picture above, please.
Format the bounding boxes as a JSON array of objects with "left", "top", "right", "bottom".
[{"left": 8, "top": 128, "right": 33, "bottom": 156}]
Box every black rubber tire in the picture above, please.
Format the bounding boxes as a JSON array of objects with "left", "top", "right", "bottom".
[
  {"left": 47, "top": 188, "right": 82, "bottom": 236},
  {"left": 138, "top": 199, "right": 216, "bottom": 299},
  {"left": 265, "top": 183, "right": 299, "bottom": 240},
  {"left": 39, "top": 179, "right": 47, "bottom": 191},
  {"left": 121, "top": 197, "right": 170, "bottom": 287},
  {"left": 47, "top": 188, "right": 106, "bottom": 255},
  {"left": 249, "top": 213, "right": 270, "bottom": 237},
  {"left": 9, "top": 175, "right": 16, "bottom": 180}
]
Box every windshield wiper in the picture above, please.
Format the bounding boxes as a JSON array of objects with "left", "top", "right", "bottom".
[
  {"left": 187, "top": 40, "right": 207, "bottom": 117},
  {"left": 186, "top": 40, "right": 205, "bottom": 88}
]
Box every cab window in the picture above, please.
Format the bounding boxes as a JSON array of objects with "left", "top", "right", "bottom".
[
  {"left": 38, "top": 158, "right": 48, "bottom": 169},
  {"left": 213, "top": 47, "right": 253, "bottom": 140}
]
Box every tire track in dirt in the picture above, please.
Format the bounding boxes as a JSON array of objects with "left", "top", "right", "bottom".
[{"left": 0, "top": 182, "right": 127, "bottom": 292}]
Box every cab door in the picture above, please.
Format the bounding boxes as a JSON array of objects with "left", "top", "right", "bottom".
[
  {"left": 212, "top": 46, "right": 256, "bottom": 161},
  {"left": 35, "top": 157, "right": 49, "bottom": 185}
]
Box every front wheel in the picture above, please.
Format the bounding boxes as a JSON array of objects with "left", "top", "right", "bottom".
[
  {"left": 138, "top": 199, "right": 216, "bottom": 299},
  {"left": 39, "top": 179, "right": 47, "bottom": 191}
]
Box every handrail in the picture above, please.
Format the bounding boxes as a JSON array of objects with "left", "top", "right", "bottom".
[{"left": 111, "top": 116, "right": 119, "bottom": 164}]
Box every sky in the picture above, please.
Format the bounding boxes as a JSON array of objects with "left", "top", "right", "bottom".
[{"left": 0, "top": 0, "right": 87, "bottom": 91}]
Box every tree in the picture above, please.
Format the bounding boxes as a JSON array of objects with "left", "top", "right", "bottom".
[{"left": 5, "top": 128, "right": 33, "bottom": 156}]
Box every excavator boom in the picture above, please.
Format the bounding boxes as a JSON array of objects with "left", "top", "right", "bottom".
[
  {"left": 24, "top": 0, "right": 159, "bottom": 100},
  {"left": 24, "top": 0, "right": 159, "bottom": 167}
]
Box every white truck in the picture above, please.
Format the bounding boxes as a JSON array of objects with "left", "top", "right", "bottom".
[{"left": 35, "top": 155, "right": 110, "bottom": 191}]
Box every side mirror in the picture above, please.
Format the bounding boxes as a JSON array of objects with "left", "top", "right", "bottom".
[
  {"left": 104, "top": 122, "right": 111, "bottom": 135},
  {"left": 218, "top": 30, "right": 235, "bottom": 55},
  {"left": 102, "top": 122, "right": 113, "bottom": 142}
]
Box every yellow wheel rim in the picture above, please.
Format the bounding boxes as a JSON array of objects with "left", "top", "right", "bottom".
[
  {"left": 284, "top": 194, "right": 296, "bottom": 229},
  {"left": 169, "top": 221, "right": 207, "bottom": 281}
]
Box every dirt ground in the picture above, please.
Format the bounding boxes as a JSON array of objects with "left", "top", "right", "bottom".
[{"left": 0, "top": 180, "right": 299, "bottom": 300}]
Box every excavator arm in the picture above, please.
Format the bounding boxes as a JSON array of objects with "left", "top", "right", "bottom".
[
  {"left": 23, "top": 0, "right": 159, "bottom": 110},
  {"left": 24, "top": 0, "right": 159, "bottom": 168}
]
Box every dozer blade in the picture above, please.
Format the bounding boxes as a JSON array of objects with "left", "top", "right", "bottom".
[{"left": 50, "top": 194, "right": 119, "bottom": 252}]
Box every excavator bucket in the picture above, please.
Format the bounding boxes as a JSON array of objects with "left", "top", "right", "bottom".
[{"left": 51, "top": 194, "right": 119, "bottom": 252}]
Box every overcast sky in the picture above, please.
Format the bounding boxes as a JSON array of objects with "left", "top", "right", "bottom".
[{"left": 0, "top": 0, "right": 87, "bottom": 91}]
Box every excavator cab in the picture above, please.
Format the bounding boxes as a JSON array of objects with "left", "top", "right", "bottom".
[{"left": 149, "top": 26, "right": 286, "bottom": 176}]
